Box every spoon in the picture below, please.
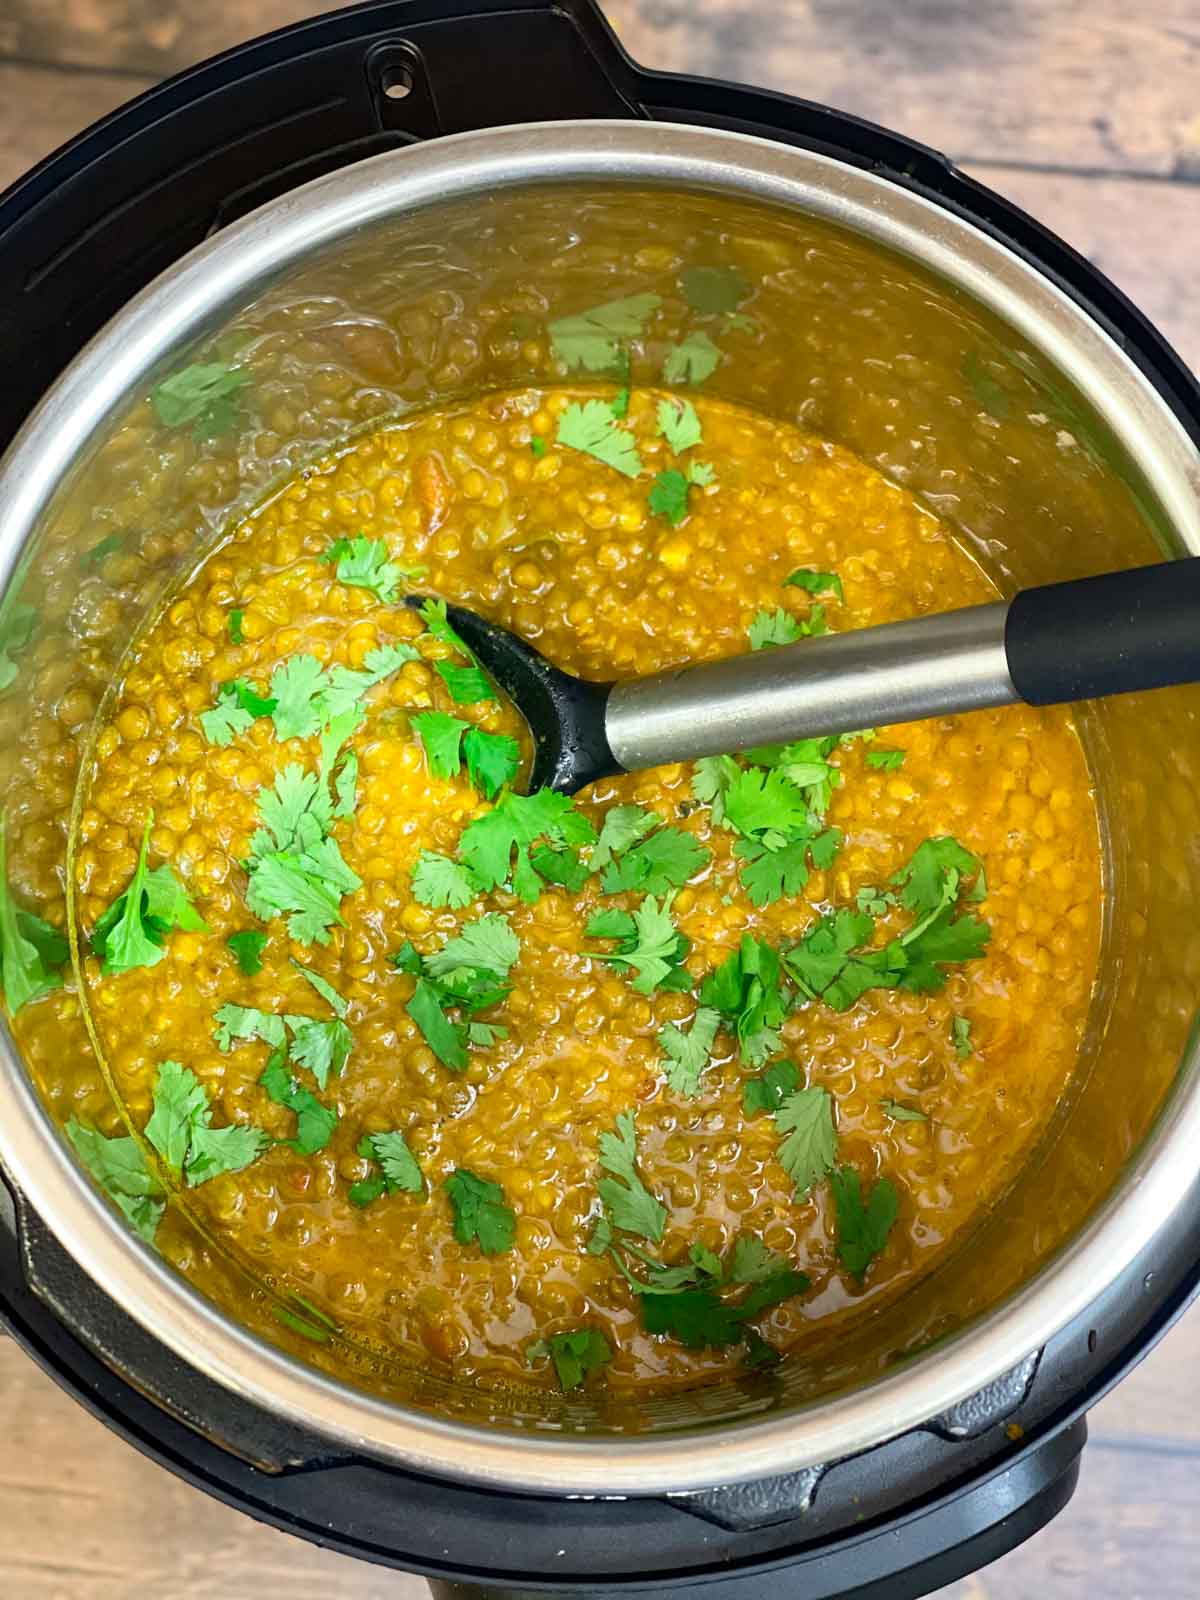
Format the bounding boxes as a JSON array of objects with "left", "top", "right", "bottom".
[{"left": 411, "top": 557, "right": 1200, "bottom": 794}]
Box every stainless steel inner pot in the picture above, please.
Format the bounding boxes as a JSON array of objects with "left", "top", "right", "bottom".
[{"left": 0, "top": 121, "right": 1198, "bottom": 1496}]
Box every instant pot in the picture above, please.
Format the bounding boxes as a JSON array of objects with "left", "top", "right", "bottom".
[{"left": 2, "top": 3, "right": 1199, "bottom": 1597}]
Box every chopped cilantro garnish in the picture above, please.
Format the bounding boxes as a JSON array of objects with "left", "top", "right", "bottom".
[
  {"left": 598, "top": 824, "right": 708, "bottom": 896},
  {"left": 81, "top": 533, "right": 125, "bottom": 567},
  {"left": 527, "top": 1328, "right": 613, "bottom": 1392},
  {"left": 228, "top": 608, "right": 244, "bottom": 644},
  {"left": 586, "top": 893, "right": 690, "bottom": 994},
  {"left": 530, "top": 435, "right": 547, "bottom": 457},
  {"left": 200, "top": 678, "right": 278, "bottom": 745},
  {"left": 610, "top": 387, "right": 630, "bottom": 419},
  {"left": 648, "top": 468, "right": 690, "bottom": 525},
  {"left": 529, "top": 843, "right": 589, "bottom": 889},
  {"left": 412, "top": 710, "right": 469, "bottom": 779},
  {"left": 856, "top": 885, "right": 898, "bottom": 916},
  {"left": 260, "top": 1048, "right": 337, "bottom": 1154},
  {"left": 394, "top": 914, "right": 517, "bottom": 1070},
  {"left": 445, "top": 1168, "right": 516, "bottom": 1254},
  {"left": 150, "top": 361, "right": 248, "bottom": 438},
  {"left": 734, "top": 828, "right": 841, "bottom": 909},
  {"left": 775, "top": 1085, "right": 837, "bottom": 1201},
  {"left": 743, "top": 1058, "right": 801, "bottom": 1115},
  {"left": 419, "top": 597, "right": 475, "bottom": 659},
  {"left": 748, "top": 607, "right": 802, "bottom": 651},
  {"left": 687, "top": 460, "right": 716, "bottom": 486},
  {"left": 892, "top": 836, "right": 984, "bottom": 917},
  {"left": 145, "top": 1059, "right": 267, "bottom": 1186},
  {"left": 65, "top": 1118, "right": 164, "bottom": 1243},
  {"left": 656, "top": 397, "right": 702, "bottom": 453},
  {"left": 463, "top": 727, "right": 521, "bottom": 799},
  {"left": 213, "top": 1004, "right": 287, "bottom": 1053},
  {"left": 658, "top": 1005, "right": 721, "bottom": 1096},
  {"left": 268, "top": 645, "right": 418, "bottom": 742},
  {"left": 831, "top": 1166, "right": 899, "bottom": 1279},
  {"left": 244, "top": 762, "right": 362, "bottom": 945},
  {"left": 411, "top": 851, "right": 483, "bottom": 909},
  {"left": 435, "top": 659, "right": 497, "bottom": 705},
  {"left": 548, "top": 292, "right": 661, "bottom": 372},
  {"left": 882, "top": 1100, "right": 927, "bottom": 1122},
  {"left": 699, "top": 935, "right": 789, "bottom": 1065},
  {"left": 291, "top": 958, "right": 349, "bottom": 1018},
  {"left": 91, "top": 814, "right": 209, "bottom": 975},
  {"left": 591, "top": 804, "right": 659, "bottom": 871},
  {"left": 227, "top": 929, "right": 268, "bottom": 975},
  {"left": 866, "top": 748, "right": 906, "bottom": 771},
  {"left": 723, "top": 766, "right": 812, "bottom": 840},
  {"left": 663, "top": 330, "right": 720, "bottom": 385},
  {"left": 349, "top": 1130, "right": 422, "bottom": 1206},
  {"left": 692, "top": 754, "right": 739, "bottom": 825},
  {"left": 595, "top": 1110, "right": 666, "bottom": 1243},
  {"left": 680, "top": 264, "right": 750, "bottom": 315},
  {"left": 784, "top": 569, "right": 844, "bottom": 602},
  {"left": 556, "top": 399, "right": 644, "bottom": 478},
  {"left": 459, "top": 788, "right": 596, "bottom": 902},
  {"left": 0, "top": 597, "right": 37, "bottom": 692},
  {"left": 952, "top": 1014, "right": 973, "bottom": 1058},
  {"left": 321, "top": 535, "right": 422, "bottom": 603},
  {"left": 0, "top": 815, "right": 67, "bottom": 1013}
]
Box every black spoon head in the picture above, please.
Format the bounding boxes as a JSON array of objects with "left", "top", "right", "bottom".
[{"left": 406, "top": 597, "right": 620, "bottom": 795}]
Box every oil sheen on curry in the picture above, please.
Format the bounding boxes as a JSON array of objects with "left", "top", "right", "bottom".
[{"left": 16, "top": 375, "right": 1102, "bottom": 1398}]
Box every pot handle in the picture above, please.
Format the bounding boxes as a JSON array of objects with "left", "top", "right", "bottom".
[{"left": 425, "top": 1418, "right": 1086, "bottom": 1599}]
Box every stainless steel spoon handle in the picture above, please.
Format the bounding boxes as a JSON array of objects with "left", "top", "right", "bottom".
[{"left": 604, "top": 602, "right": 1016, "bottom": 769}]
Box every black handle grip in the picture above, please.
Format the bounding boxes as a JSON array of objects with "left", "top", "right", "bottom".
[{"left": 1005, "top": 557, "right": 1200, "bottom": 705}]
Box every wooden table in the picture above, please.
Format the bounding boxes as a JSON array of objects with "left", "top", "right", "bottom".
[{"left": 1, "top": 3, "right": 1198, "bottom": 1596}]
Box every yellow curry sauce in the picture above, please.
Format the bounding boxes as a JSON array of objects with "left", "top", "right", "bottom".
[{"left": 15, "top": 385, "right": 1102, "bottom": 1394}]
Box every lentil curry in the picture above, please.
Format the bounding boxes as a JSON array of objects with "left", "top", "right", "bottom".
[{"left": 7, "top": 354, "right": 1102, "bottom": 1401}]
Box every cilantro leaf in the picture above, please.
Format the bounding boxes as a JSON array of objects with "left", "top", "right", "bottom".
[
  {"left": 213, "top": 1004, "right": 288, "bottom": 1053},
  {"left": 663, "top": 330, "right": 720, "bottom": 385},
  {"left": 591, "top": 804, "right": 659, "bottom": 871},
  {"left": 144, "top": 1059, "right": 267, "bottom": 1187},
  {"left": 656, "top": 397, "right": 703, "bottom": 453},
  {"left": 530, "top": 435, "right": 547, "bottom": 458},
  {"left": 641, "top": 1288, "right": 744, "bottom": 1348},
  {"left": 692, "top": 754, "right": 739, "bottom": 825},
  {"left": 599, "top": 826, "right": 708, "bottom": 896},
  {"left": 687, "top": 460, "right": 716, "bottom": 486},
  {"left": 425, "top": 913, "right": 519, "bottom": 981},
  {"left": 150, "top": 361, "right": 247, "bottom": 438},
  {"left": 65, "top": 1118, "right": 164, "bottom": 1243},
  {"left": 699, "top": 935, "right": 789, "bottom": 1065},
  {"left": 228, "top": 609, "right": 244, "bottom": 644},
  {"left": 734, "top": 829, "right": 842, "bottom": 908},
  {"left": 435, "top": 660, "right": 497, "bottom": 705},
  {"left": 411, "top": 710, "right": 467, "bottom": 779},
  {"left": 445, "top": 1168, "right": 516, "bottom": 1254},
  {"left": 748, "top": 607, "right": 802, "bottom": 651},
  {"left": 92, "top": 815, "right": 208, "bottom": 975},
  {"left": 557, "top": 400, "right": 644, "bottom": 479},
  {"left": 527, "top": 1328, "right": 613, "bottom": 1392},
  {"left": 459, "top": 789, "right": 596, "bottom": 900},
  {"left": 775, "top": 1085, "right": 837, "bottom": 1200},
  {"left": 856, "top": 885, "right": 898, "bottom": 916},
  {"left": 407, "top": 977, "right": 467, "bottom": 1070},
  {"left": 784, "top": 569, "right": 844, "bottom": 602},
  {"left": 596, "top": 1110, "right": 666, "bottom": 1243},
  {"left": 892, "top": 837, "right": 983, "bottom": 917},
  {"left": 349, "top": 1130, "right": 422, "bottom": 1205},
  {"left": 658, "top": 1005, "right": 721, "bottom": 1096},
  {"left": 743, "top": 1058, "right": 801, "bottom": 1115},
  {"left": 318, "top": 644, "right": 419, "bottom": 722},
  {"left": 648, "top": 469, "right": 690, "bottom": 525},
  {"left": 411, "top": 851, "right": 483, "bottom": 909},
  {"left": 529, "top": 843, "right": 590, "bottom": 890},
  {"left": 882, "top": 1100, "right": 927, "bottom": 1122},
  {"left": 831, "top": 1167, "right": 899, "bottom": 1279},
  {"left": 419, "top": 598, "right": 475, "bottom": 660},
  {"left": 723, "top": 766, "right": 813, "bottom": 840},
  {"left": 81, "top": 533, "right": 125, "bottom": 568},
  {"left": 951, "top": 1014, "right": 973, "bottom": 1058},
  {"left": 291, "top": 959, "right": 349, "bottom": 1017},
  {"left": 0, "top": 816, "right": 67, "bottom": 1013},
  {"left": 269, "top": 654, "right": 329, "bottom": 742},
  {"left": 0, "top": 597, "right": 37, "bottom": 692},
  {"left": 463, "top": 728, "right": 521, "bottom": 800},
  {"left": 590, "top": 893, "right": 688, "bottom": 995},
  {"left": 866, "top": 748, "right": 906, "bottom": 772},
  {"left": 200, "top": 679, "right": 277, "bottom": 746},
  {"left": 260, "top": 1049, "right": 337, "bottom": 1154},
  {"left": 321, "top": 535, "right": 417, "bottom": 603},
  {"left": 680, "top": 264, "right": 750, "bottom": 315},
  {"left": 253, "top": 764, "right": 331, "bottom": 856},
  {"left": 548, "top": 292, "right": 661, "bottom": 372},
  {"left": 245, "top": 854, "right": 347, "bottom": 946},
  {"left": 227, "top": 930, "right": 268, "bottom": 975}
]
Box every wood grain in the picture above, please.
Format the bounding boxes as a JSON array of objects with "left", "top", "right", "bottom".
[
  {"left": 4, "top": 0, "right": 1200, "bottom": 178},
  {"left": 0, "top": 59, "right": 154, "bottom": 189}
]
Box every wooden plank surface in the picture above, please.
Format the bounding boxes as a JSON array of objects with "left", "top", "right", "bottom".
[{"left": 1, "top": 2, "right": 1199, "bottom": 1598}]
